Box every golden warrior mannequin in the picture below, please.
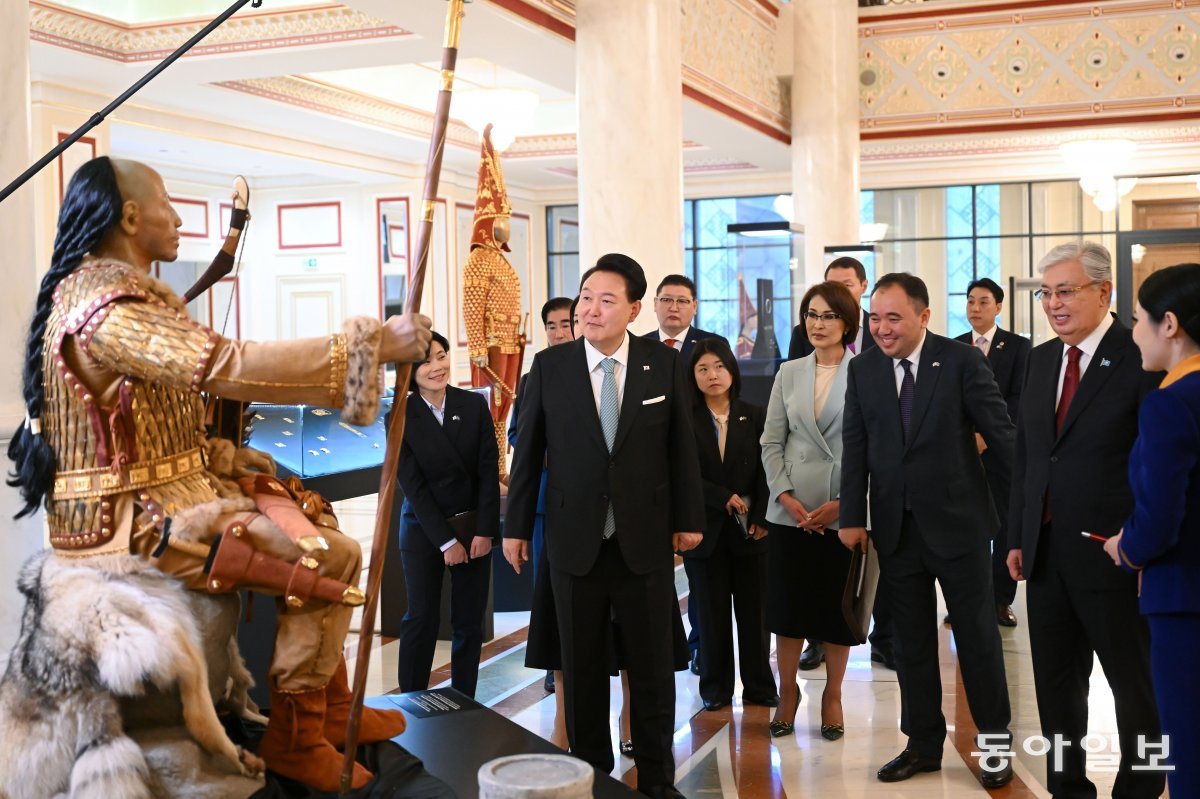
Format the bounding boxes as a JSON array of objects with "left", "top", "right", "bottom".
[
  {"left": 5, "top": 157, "right": 433, "bottom": 794},
  {"left": 463, "top": 124, "right": 523, "bottom": 477}
]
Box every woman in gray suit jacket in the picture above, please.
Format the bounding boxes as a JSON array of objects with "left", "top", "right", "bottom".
[{"left": 761, "top": 282, "right": 861, "bottom": 741}]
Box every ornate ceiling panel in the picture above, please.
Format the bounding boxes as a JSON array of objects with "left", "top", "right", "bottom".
[
  {"left": 860, "top": 0, "right": 1200, "bottom": 138},
  {"left": 29, "top": 1, "right": 412, "bottom": 62}
]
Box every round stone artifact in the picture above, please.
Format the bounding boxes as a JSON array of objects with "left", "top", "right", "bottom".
[{"left": 478, "top": 754, "right": 593, "bottom": 799}]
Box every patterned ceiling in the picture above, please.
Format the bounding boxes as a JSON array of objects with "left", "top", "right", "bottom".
[{"left": 860, "top": 0, "right": 1200, "bottom": 137}]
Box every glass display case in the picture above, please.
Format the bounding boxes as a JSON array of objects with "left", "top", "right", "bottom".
[
  {"left": 243, "top": 386, "right": 492, "bottom": 502},
  {"left": 244, "top": 397, "right": 394, "bottom": 501}
]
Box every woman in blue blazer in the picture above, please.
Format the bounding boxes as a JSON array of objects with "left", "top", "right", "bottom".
[
  {"left": 395, "top": 331, "right": 500, "bottom": 698},
  {"left": 1104, "top": 263, "right": 1200, "bottom": 797},
  {"left": 760, "top": 281, "right": 861, "bottom": 741}
]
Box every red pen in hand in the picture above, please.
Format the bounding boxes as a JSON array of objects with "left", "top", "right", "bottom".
[{"left": 1081, "top": 531, "right": 1110, "bottom": 543}]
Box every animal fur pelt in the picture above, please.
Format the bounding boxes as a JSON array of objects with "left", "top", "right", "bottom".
[{"left": 0, "top": 551, "right": 262, "bottom": 799}]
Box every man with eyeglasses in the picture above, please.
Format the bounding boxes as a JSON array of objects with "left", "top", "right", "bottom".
[
  {"left": 645, "top": 275, "right": 722, "bottom": 366},
  {"left": 1006, "top": 241, "right": 1164, "bottom": 799},
  {"left": 643, "top": 273, "right": 720, "bottom": 674},
  {"left": 946, "top": 278, "right": 1031, "bottom": 630}
]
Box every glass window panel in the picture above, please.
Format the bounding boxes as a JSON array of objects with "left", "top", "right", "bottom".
[
  {"left": 860, "top": 190, "right": 875, "bottom": 224},
  {"left": 694, "top": 195, "right": 788, "bottom": 249},
  {"left": 873, "top": 240, "right": 950, "bottom": 334},
  {"left": 946, "top": 237, "right": 974, "bottom": 296},
  {"left": 974, "top": 237, "right": 1001, "bottom": 284},
  {"left": 868, "top": 187, "right": 958, "bottom": 240},
  {"left": 1029, "top": 181, "right": 1113, "bottom": 235},
  {"left": 993, "top": 183, "right": 1032, "bottom": 236},
  {"left": 695, "top": 247, "right": 739, "bottom": 340},
  {"left": 946, "top": 186, "right": 974, "bottom": 239},
  {"left": 684, "top": 199, "right": 694, "bottom": 249},
  {"left": 547, "top": 205, "right": 579, "bottom": 254},
  {"left": 547, "top": 253, "right": 580, "bottom": 300}
]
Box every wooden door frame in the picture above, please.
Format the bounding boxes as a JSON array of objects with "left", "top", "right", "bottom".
[{"left": 1116, "top": 227, "right": 1200, "bottom": 322}]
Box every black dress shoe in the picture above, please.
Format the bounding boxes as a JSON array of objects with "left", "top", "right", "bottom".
[
  {"left": 702, "top": 698, "right": 729, "bottom": 711},
  {"left": 980, "top": 759, "right": 1014, "bottom": 789},
  {"left": 877, "top": 749, "right": 942, "bottom": 782},
  {"left": 996, "top": 604, "right": 1018, "bottom": 627},
  {"left": 870, "top": 646, "right": 896, "bottom": 671},
  {"left": 543, "top": 671, "right": 555, "bottom": 693},
  {"left": 743, "top": 693, "right": 779, "bottom": 707},
  {"left": 798, "top": 641, "right": 824, "bottom": 671},
  {"left": 642, "top": 785, "right": 686, "bottom": 799}
]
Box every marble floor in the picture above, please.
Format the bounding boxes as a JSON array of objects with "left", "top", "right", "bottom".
[{"left": 348, "top": 564, "right": 1143, "bottom": 798}]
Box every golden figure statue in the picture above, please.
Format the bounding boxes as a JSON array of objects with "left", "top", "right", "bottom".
[{"left": 463, "top": 124, "right": 523, "bottom": 477}]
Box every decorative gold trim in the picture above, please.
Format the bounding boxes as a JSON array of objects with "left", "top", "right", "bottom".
[{"left": 52, "top": 448, "right": 204, "bottom": 500}]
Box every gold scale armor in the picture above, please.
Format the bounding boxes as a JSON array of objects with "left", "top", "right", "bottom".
[
  {"left": 43, "top": 257, "right": 383, "bottom": 692},
  {"left": 464, "top": 125, "right": 523, "bottom": 475},
  {"left": 45, "top": 258, "right": 360, "bottom": 555}
]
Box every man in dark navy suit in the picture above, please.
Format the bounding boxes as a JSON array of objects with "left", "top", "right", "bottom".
[
  {"left": 839, "top": 273, "right": 1015, "bottom": 789},
  {"left": 505, "top": 254, "right": 704, "bottom": 799},
  {"left": 642, "top": 273, "right": 719, "bottom": 672},
  {"left": 1007, "top": 241, "right": 1163, "bottom": 799},
  {"left": 952, "top": 277, "right": 1030, "bottom": 627}
]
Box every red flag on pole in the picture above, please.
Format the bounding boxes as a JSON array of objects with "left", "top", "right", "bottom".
[{"left": 736, "top": 274, "right": 757, "bottom": 358}]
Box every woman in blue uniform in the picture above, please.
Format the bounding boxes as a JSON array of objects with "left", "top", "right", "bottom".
[{"left": 1104, "top": 263, "right": 1200, "bottom": 798}]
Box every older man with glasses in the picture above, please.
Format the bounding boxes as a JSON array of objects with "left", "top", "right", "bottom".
[{"left": 1007, "top": 241, "right": 1164, "bottom": 799}]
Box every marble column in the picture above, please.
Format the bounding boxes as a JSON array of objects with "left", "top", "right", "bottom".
[
  {"left": 0, "top": 0, "right": 47, "bottom": 662},
  {"left": 575, "top": 0, "right": 683, "bottom": 306},
  {"left": 791, "top": 0, "right": 860, "bottom": 287}
]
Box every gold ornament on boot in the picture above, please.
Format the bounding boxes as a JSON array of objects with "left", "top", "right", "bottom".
[
  {"left": 258, "top": 682, "right": 373, "bottom": 792},
  {"left": 323, "top": 656, "right": 406, "bottom": 748}
]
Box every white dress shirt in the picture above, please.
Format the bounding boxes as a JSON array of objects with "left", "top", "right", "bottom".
[
  {"left": 422, "top": 394, "right": 446, "bottom": 426},
  {"left": 1056, "top": 312, "right": 1114, "bottom": 406},
  {"left": 971, "top": 324, "right": 998, "bottom": 356},
  {"left": 584, "top": 333, "right": 630, "bottom": 415},
  {"left": 892, "top": 332, "right": 928, "bottom": 396},
  {"left": 657, "top": 326, "right": 690, "bottom": 350}
]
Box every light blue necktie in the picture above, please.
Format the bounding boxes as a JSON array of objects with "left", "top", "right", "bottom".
[{"left": 599, "top": 357, "right": 619, "bottom": 538}]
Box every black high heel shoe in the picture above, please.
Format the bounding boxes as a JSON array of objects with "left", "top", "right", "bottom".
[
  {"left": 618, "top": 715, "right": 633, "bottom": 756},
  {"left": 820, "top": 690, "right": 844, "bottom": 741},
  {"left": 769, "top": 684, "right": 799, "bottom": 738}
]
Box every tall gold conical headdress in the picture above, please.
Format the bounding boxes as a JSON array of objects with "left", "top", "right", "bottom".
[{"left": 470, "top": 123, "right": 512, "bottom": 252}]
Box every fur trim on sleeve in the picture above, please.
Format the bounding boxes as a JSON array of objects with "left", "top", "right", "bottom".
[{"left": 341, "top": 316, "right": 383, "bottom": 426}]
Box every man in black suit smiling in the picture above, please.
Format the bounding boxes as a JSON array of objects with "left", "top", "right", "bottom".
[
  {"left": 504, "top": 254, "right": 704, "bottom": 799},
  {"left": 838, "top": 273, "right": 1015, "bottom": 789},
  {"left": 953, "top": 277, "right": 1031, "bottom": 627},
  {"left": 1006, "top": 241, "right": 1162, "bottom": 799}
]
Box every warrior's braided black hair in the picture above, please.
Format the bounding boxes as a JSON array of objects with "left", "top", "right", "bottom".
[{"left": 7, "top": 156, "right": 124, "bottom": 517}]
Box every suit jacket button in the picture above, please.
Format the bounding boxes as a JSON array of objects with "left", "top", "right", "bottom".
[{"left": 1050, "top": 456, "right": 1059, "bottom": 463}]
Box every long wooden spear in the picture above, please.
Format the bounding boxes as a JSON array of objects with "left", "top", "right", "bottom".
[{"left": 340, "top": 0, "right": 467, "bottom": 793}]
